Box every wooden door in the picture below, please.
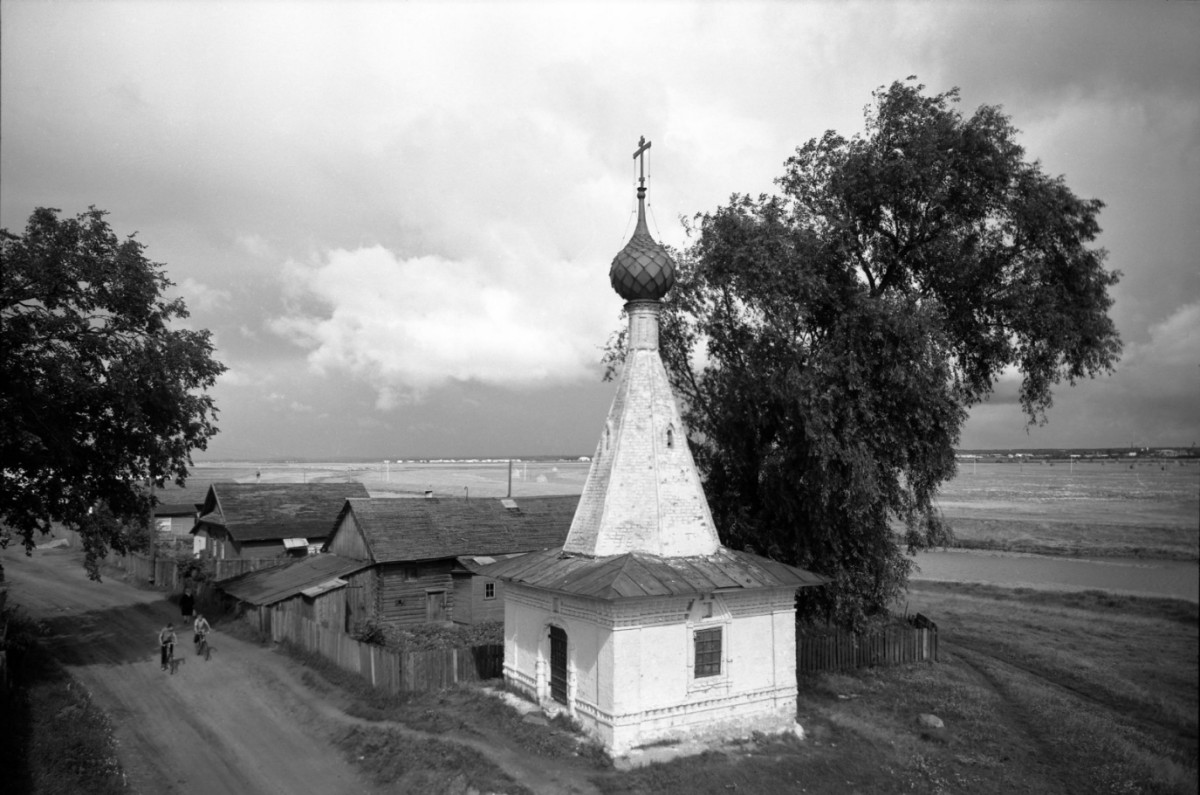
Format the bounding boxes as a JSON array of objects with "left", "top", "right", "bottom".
[
  {"left": 549, "top": 625, "right": 568, "bottom": 705},
  {"left": 426, "top": 590, "right": 447, "bottom": 623}
]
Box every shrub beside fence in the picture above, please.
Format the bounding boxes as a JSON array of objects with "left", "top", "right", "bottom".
[
  {"left": 797, "top": 615, "right": 938, "bottom": 673},
  {"left": 265, "top": 608, "right": 503, "bottom": 695}
]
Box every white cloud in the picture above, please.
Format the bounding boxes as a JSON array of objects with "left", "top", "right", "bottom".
[
  {"left": 1121, "top": 302, "right": 1200, "bottom": 376},
  {"left": 270, "top": 243, "right": 617, "bottom": 407},
  {"left": 177, "top": 277, "right": 231, "bottom": 313},
  {"left": 215, "top": 367, "right": 254, "bottom": 388},
  {"left": 235, "top": 234, "right": 276, "bottom": 259}
]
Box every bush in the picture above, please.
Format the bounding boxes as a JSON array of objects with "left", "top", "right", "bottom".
[
  {"left": 175, "top": 556, "right": 214, "bottom": 584},
  {"left": 351, "top": 616, "right": 389, "bottom": 646}
]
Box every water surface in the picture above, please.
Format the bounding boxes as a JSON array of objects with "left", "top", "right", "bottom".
[{"left": 911, "top": 549, "right": 1199, "bottom": 603}]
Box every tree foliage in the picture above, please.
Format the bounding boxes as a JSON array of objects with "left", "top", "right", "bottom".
[
  {"left": 605, "top": 79, "right": 1122, "bottom": 628},
  {"left": 1, "top": 207, "right": 226, "bottom": 577}
]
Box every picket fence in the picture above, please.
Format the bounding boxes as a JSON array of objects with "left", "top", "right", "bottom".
[
  {"left": 797, "top": 617, "right": 938, "bottom": 673},
  {"left": 266, "top": 608, "right": 504, "bottom": 695}
]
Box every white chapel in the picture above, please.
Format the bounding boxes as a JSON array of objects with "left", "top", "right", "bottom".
[{"left": 488, "top": 138, "right": 827, "bottom": 755}]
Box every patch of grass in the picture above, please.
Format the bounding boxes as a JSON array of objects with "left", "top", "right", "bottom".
[
  {"left": 334, "top": 723, "right": 531, "bottom": 795},
  {"left": 0, "top": 610, "right": 127, "bottom": 795},
  {"left": 274, "top": 636, "right": 610, "bottom": 766}
]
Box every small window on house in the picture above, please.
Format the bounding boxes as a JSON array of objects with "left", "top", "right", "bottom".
[
  {"left": 484, "top": 581, "right": 496, "bottom": 600},
  {"left": 694, "top": 627, "right": 722, "bottom": 677}
]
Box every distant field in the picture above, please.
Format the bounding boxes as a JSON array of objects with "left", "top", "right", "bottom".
[
  {"left": 189, "top": 457, "right": 1200, "bottom": 560},
  {"left": 934, "top": 460, "right": 1199, "bottom": 560},
  {"left": 189, "top": 460, "right": 591, "bottom": 499}
]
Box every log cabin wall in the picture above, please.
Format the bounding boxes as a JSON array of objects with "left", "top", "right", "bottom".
[
  {"left": 327, "top": 512, "right": 371, "bottom": 560},
  {"left": 377, "top": 561, "right": 457, "bottom": 625},
  {"left": 342, "top": 568, "right": 377, "bottom": 631}
]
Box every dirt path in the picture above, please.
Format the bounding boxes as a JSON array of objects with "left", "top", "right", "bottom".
[
  {"left": 2, "top": 546, "right": 378, "bottom": 795},
  {"left": 4, "top": 546, "right": 608, "bottom": 795}
]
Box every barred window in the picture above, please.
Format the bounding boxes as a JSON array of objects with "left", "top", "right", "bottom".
[{"left": 694, "top": 627, "right": 722, "bottom": 677}]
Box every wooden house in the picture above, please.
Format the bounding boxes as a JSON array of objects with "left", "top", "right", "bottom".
[
  {"left": 150, "top": 480, "right": 212, "bottom": 539},
  {"left": 154, "top": 502, "right": 200, "bottom": 536},
  {"left": 219, "top": 553, "right": 370, "bottom": 635},
  {"left": 323, "top": 495, "right": 577, "bottom": 627},
  {"left": 192, "top": 482, "right": 369, "bottom": 560}
]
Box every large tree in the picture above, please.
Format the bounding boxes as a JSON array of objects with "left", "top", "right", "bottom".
[
  {"left": 1, "top": 207, "right": 226, "bottom": 577},
  {"left": 607, "top": 79, "right": 1122, "bottom": 628}
]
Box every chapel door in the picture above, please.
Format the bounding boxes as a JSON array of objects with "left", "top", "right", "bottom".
[{"left": 549, "top": 625, "right": 568, "bottom": 705}]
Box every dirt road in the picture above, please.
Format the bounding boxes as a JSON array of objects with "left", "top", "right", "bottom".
[{"left": 2, "top": 546, "right": 377, "bottom": 795}]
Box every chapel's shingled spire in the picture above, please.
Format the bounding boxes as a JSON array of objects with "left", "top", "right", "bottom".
[{"left": 562, "top": 138, "right": 721, "bottom": 558}]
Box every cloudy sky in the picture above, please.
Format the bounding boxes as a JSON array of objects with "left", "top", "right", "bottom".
[{"left": 2, "top": 1, "right": 1197, "bottom": 460}]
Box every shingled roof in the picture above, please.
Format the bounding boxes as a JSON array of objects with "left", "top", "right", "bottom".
[
  {"left": 334, "top": 495, "right": 578, "bottom": 563},
  {"left": 195, "top": 482, "right": 369, "bottom": 542},
  {"left": 483, "top": 546, "right": 828, "bottom": 600}
]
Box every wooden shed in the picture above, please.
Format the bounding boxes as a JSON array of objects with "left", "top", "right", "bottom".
[
  {"left": 192, "top": 482, "right": 368, "bottom": 560},
  {"left": 219, "top": 553, "right": 371, "bottom": 635},
  {"left": 323, "top": 495, "right": 577, "bottom": 627}
]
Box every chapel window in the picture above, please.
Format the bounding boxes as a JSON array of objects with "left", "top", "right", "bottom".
[
  {"left": 694, "top": 627, "right": 722, "bottom": 677},
  {"left": 666, "top": 428, "right": 674, "bottom": 449}
]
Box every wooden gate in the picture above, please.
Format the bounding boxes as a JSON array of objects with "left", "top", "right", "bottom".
[{"left": 549, "top": 625, "right": 568, "bottom": 705}]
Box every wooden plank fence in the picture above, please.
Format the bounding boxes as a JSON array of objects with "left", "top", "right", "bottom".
[
  {"left": 797, "top": 616, "right": 938, "bottom": 673},
  {"left": 105, "top": 552, "right": 284, "bottom": 591},
  {"left": 265, "top": 608, "right": 503, "bottom": 695}
]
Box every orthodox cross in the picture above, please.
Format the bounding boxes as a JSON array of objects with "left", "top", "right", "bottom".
[{"left": 632, "top": 136, "right": 651, "bottom": 192}]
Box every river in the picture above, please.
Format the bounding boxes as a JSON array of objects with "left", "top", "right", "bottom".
[{"left": 910, "top": 549, "right": 1199, "bottom": 603}]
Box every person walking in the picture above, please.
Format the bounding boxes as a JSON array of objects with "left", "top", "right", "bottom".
[
  {"left": 159, "top": 622, "right": 177, "bottom": 671},
  {"left": 180, "top": 588, "right": 195, "bottom": 621}
]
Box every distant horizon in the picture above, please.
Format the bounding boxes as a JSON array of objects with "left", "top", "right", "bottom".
[{"left": 191, "top": 443, "right": 1199, "bottom": 466}]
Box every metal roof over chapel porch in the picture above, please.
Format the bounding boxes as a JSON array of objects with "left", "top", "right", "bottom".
[{"left": 483, "top": 546, "right": 828, "bottom": 601}]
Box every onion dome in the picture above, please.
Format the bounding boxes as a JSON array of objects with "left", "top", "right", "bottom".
[
  {"left": 610, "top": 138, "right": 675, "bottom": 301},
  {"left": 609, "top": 209, "right": 675, "bottom": 300}
]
